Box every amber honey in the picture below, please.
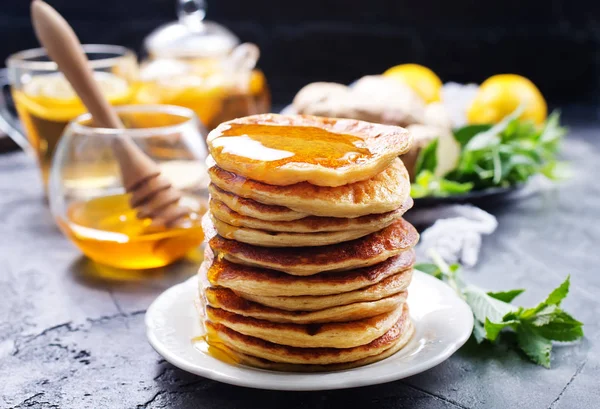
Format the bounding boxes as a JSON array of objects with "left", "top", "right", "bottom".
[
  {"left": 57, "top": 194, "right": 206, "bottom": 269},
  {"left": 193, "top": 331, "right": 241, "bottom": 366},
  {"left": 211, "top": 123, "right": 371, "bottom": 168}
]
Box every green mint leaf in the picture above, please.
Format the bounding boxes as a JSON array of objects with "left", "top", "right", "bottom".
[
  {"left": 544, "top": 275, "right": 570, "bottom": 306},
  {"left": 520, "top": 276, "right": 571, "bottom": 320},
  {"left": 487, "top": 289, "right": 525, "bottom": 303},
  {"left": 446, "top": 106, "right": 564, "bottom": 191},
  {"left": 464, "top": 107, "right": 524, "bottom": 153},
  {"left": 539, "top": 111, "right": 567, "bottom": 144},
  {"left": 415, "top": 170, "right": 434, "bottom": 186},
  {"left": 503, "top": 307, "right": 524, "bottom": 322},
  {"left": 530, "top": 304, "right": 559, "bottom": 326},
  {"left": 464, "top": 130, "right": 501, "bottom": 152},
  {"left": 473, "top": 319, "right": 487, "bottom": 343},
  {"left": 411, "top": 170, "right": 435, "bottom": 198},
  {"left": 502, "top": 118, "right": 537, "bottom": 143},
  {"left": 410, "top": 183, "right": 428, "bottom": 199},
  {"left": 438, "top": 178, "right": 474, "bottom": 195},
  {"left": 516, "top": 324, "right": 552, "bottom": 368},
  {"left": 411, "top": 170, "right": 473, "bottom": 198},
  {"left": 463, "top": 285, "right": 517, "bottom": 324},
  {"left": 414, "top": 263, "right": 443, "bottom": 279},
  {"left": 541, "top": 161, "right": 572, "bottom": 181},
  {"left": 484, "top": 318, "right": 509, "bottom": 342},
  {"left": 492, "top": 148, "right": 503, "bottom": 183},
  {"left": 414, "top": 139, "right": 438, "bottom": 176},
  {"left": 453, "top": 124, "right": 492, "bottom": 147},
  {"left": 534, "top": 311, "right": 584, "bottom": 342}
]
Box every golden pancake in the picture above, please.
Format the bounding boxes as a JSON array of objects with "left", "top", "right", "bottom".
[
  {"left": 201, "top": 248, "right": 415, "bottom": 297},
  {"left": 210, "top": 213, "right": 378, "bottom": 247},
  {"left": 207, "top": 113, "right": 412, "bottom": 187},
  {"left": 209, "top": 184, "right": 309, "bottom": 221},
  {"left": 205, "top": 304, "right": 411, "bottom": 365},
  {"left": 235, "top": 271, "right": 412, "bottom": 311},
  {"left": 208, "top": 158, "right": 410, "bottom": 218},
  {"left": 204, "top": 285, "right": 407, "bottom": 324},
  {"left": 206, "top": 217, "right": 419, "bottom": 275},
  {"left": 210, "top": 196, "right": 410, "bottom": 233},
  {"left": 225, "top": 319, "right": 414, "bottom": 372},
  {"left": 207, "top": 306, "right": 402, "bottom": 348}
]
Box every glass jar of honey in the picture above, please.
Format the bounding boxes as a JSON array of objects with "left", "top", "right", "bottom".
[
  {"left": 49, "top": 105, "right": 209, "bottom": 270},
  {"left": 135, "top": 0, "right": 271, "bottom": 131}
]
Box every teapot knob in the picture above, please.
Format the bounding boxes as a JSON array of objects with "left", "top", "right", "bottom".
[{"left": 177, "top": 0, "right": 206, "bottom": 31}]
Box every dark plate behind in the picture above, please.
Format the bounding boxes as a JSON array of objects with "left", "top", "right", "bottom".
[{"left": 413, "top": 184, "right": 526, "bottom": 208}]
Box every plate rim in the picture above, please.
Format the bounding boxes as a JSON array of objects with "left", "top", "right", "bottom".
[{"left": 145, "top": 271, "right": 474, "bottom": 391}]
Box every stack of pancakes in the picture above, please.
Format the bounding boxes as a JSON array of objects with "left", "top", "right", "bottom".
[{"left": 198, "top": 114, "right": 418, "bottom": 371}]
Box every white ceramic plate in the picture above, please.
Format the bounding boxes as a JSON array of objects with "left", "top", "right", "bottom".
[{"left": 145, "top": 271, "right": 473, "bottom": 391}]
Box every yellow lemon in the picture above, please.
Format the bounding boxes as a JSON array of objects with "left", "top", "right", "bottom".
[
  {"left": 467, "top": 74, "right": 547, "bottom": 125},
  {"left": 16, "top": 72, "right": 133, "bottom": 122},
  {"left": 249, "top": 70, "right": 267, "bottom": 95},
  {"left": 383, "top": 63, "right": 442, "bottom": 103}
]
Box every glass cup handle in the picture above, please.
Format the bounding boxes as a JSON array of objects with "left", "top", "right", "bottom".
[{"left": 0, "top": 68, "right": 33, "bottom": 155}]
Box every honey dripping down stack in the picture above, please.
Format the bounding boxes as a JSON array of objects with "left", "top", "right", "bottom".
[{"left": 196, "top": 113, "right": 419, "bottom": 371}]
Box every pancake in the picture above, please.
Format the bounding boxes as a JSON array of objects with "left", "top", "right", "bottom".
[
  {"left": 235, "top": 271, "right": 412, "bottom": 311},
  {"left": 206, "top": 217, "right": 419, "bottom": 275},
  {"left": 225, "top": 319, "right": 414, "bottom": 372},
  {"left": 210, "top": 213, "right": 378, "bottom": 247},
  {"left": 207, "top": 113, "right": 412, "bottom": 187},
  {"left": 207, "top": 305, "right": 403, "bottom": 348},
  {"left": 210, "top": 196, "right": 410, "bottom": 233},
  {"left": 201, "top": 248, "right": 415, "bottom": 297},
  {"left": 205, "top": 304, "right": 411, "bottom": 365},
  {"left": 208, "top": 158, "right": 410, "bottom": 218},
  {"left": 209, "top": 184, "right": 309, "bottom": 221},
  {"left": 204, "top": 285, "right": 407, "bottom": 324}
]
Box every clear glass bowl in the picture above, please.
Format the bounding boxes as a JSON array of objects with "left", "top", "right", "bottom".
[{"left": 49, "top": 105, "right": 209, "bottom": 269}]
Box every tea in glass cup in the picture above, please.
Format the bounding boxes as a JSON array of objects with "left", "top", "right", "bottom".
[{"left": 0, "top": 45, "right": 138, "bottom": 189}]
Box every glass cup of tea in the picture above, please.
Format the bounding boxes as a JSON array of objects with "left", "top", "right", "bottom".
[
  {"left": 0, "top": 45, "right": 138, "bottom": 190},
  {"left": 49, "top": 105, "right": 209, "bottom": 270}
]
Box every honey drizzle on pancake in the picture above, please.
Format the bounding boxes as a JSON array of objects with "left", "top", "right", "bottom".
[
  {"left": 210, "top": 218, "right": 240, "bottom": 239},
  {"left": 210, "top": 123, "right": 372, "bottom": 170}
]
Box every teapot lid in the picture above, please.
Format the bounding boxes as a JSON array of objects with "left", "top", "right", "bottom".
[{"left": 145, "top": 0, "right": 239, "bottom": 59}]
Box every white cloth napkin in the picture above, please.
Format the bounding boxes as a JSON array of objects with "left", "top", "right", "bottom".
[{"left": 412, "top": 204, "right": 498, "bottom": 267}]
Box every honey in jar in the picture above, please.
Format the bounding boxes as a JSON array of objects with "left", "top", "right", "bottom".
[{"left": 57, "top": 194, "right": 207, "bottom": 269}]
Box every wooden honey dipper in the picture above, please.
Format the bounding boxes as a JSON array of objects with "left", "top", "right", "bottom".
[{"left": 31, "top": 0, "right": 190, "bottom": 227}]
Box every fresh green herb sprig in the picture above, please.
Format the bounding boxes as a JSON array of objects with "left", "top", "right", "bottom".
[
  {"left": 415, "top": 254, "right": 584, "bottom": 368},
  {"left": 411, "top": 110, "right": 568, "bottom": 198},
  {"left": 410, "top": 169, "right": 473, "bottom": 199}
]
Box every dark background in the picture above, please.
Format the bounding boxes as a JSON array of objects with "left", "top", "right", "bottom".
[{"left": 1, "top": 0, "right": 599, "bottom": 106}]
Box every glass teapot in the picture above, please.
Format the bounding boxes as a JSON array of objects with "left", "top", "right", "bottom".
[{"left": 135, "top": 0, "right": 271, "bottom": 131}]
